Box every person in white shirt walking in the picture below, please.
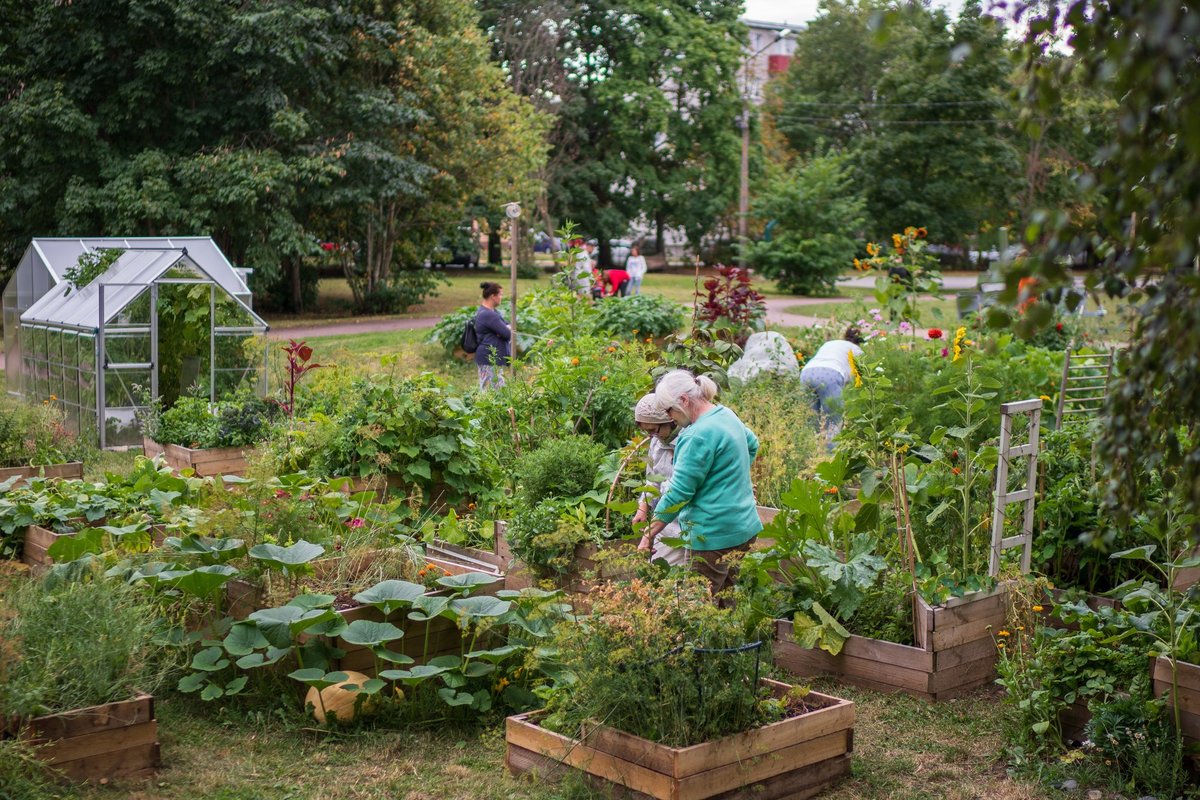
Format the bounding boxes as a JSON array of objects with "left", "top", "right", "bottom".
[
  {"left": 625, "top": 245, "right": 647, "bottom": 295},
  {"left": 799, "top": 326, "right": 865, "bottom": 450}
]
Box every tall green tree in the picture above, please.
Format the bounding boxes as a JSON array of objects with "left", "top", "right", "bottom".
[
  {"left": 480, "top": 0, "right": 744, "bottom": 265},
  {"left": 0, "top": 0, "right": 547, "bottom": 311},
  {"left": 1015, "top": 0, "right": 1200, "bottom": 521},
  {"left": 765, "top": 0, "right": 1022, "bottom": 247},
  {"left": 744, "top": 151, "right": 867, "bottom": 295}
]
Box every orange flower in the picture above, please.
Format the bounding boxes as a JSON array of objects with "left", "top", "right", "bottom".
[
  {"left": 607, "top": 346, "right": 616, "bottom": 353},
  {"left": 865, "top": 242, "right": 880, "bottom": 257},
  {"left": 951, "top": 467, "right": 961, "bottom": 475},
  {"left": 645, "top": 337, "right": 652, "bottom": 343},
  {"left": 600, "top": 375, "right": 608, "bottom": 382},
  {"left": 917, "top": 227, "right": 927, "bottom": 238},
  {"left": 825, "top": 486, "right": 839, "bottom": 494},
  {"left": 571, "top": 357, "right": 580, "bottom": 366}
]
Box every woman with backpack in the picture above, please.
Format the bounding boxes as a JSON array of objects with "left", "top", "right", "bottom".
[{"left": 471, "top": 282, "right": 511, "bottom": 390}]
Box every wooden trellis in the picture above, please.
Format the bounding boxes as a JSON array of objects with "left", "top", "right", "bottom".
[
  {"left": 1055, "top": 349, "right": 1115, "bottom": 427},
  {"left": 989, "top": 398, "right": 1042, "bottom": 577}
]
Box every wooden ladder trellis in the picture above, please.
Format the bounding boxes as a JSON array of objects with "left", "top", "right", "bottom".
[
  {"left": 988, "top": 398, "right": 1042, "bottom": 578},
  {"left": 1055, "top": 349, "right": 1115, "bottom": 428}
]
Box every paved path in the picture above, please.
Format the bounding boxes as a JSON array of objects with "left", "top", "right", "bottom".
[{"left": 266, "top": 316, "right": 442, "bottom": 340}]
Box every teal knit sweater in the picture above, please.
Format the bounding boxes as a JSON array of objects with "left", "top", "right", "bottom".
[{"left": 652, "top": 405, "right": 761, "bottom": 551}]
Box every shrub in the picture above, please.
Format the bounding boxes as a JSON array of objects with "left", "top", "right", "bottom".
[
  {"left": 310, "top": 374, "right": 500, "bottom": 507},
  {"left": 745, "top": 152, "right": 867, "bottom": 296},
  {"left": 0, "top": 396, "right": 87, "bottom": 468},
  {"left": 696, "top": 266, "right": 766, "bottom": 346},
  {"left": 513, "top": 435, "right": 605, "bottom": 504},
  {"left": 724, "top": 375, "right": 822, "bottom": 508},
  {"left": 148, "top": 393, "right": 274, "bottom": 449},
  {"left": 542, "top": 576, "right": 775, "bottom": 747},
  {"left": 593, "top": 294, "right": 685, "bottom": 340},
  {"left": 0, "top": 577, "right": 177, "bottom": 718},
  {"left": 351, "top": 267, "right": 447, "bottom": 314}
]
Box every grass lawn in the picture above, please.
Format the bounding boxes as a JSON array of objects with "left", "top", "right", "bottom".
[
  {"left": 70, "top": 681, "right": 1049, "bottom": 800},
  {"left": 265, "top": 270, "right": 784, "bottom": 330}
]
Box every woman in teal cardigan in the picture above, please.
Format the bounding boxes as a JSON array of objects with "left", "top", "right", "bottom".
[{"left": 639, "top": 369, "right": 761, "bottom": 594}]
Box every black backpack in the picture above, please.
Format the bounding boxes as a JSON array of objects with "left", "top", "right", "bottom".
[{"left": 461, "top": 314, "right": 480, "bottom": 353}]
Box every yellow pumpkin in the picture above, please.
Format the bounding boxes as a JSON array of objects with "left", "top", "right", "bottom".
[{"left": 305, "top": 671, "right": 375, "bottom": 724}]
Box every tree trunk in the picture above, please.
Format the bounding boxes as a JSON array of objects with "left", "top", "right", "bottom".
[
  {"left": 488, "top": 230, "right": 502, "bottom": 265},
  {"left": 288, "top": 257, "right": 303, "bottom": 312},
  {"left": 598, "top": 237, "right": 612, "bottom": 270}
]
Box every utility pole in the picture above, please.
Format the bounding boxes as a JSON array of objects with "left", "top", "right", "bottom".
[{"left": 738, "top": 28, "right": 794, "bottom": 269}]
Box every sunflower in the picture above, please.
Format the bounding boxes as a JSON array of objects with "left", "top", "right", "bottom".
[{"left": 847, "top": 350, "right": 863, "bottom": 388}]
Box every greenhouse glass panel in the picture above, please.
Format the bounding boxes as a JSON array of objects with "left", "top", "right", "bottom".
[
  {"left": 105, "top": 333, "right": 151, "bottom": 365},
  {"left": 105, "top": 368, "right": 150, "bottom": 409},
  {"left": 104, "top": 408, "right": 142, "bottom": 448},
  {"left": 113, "top": 288, "right": 151, "bottom": 327}
]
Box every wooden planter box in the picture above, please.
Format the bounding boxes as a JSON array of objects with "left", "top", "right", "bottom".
[
  {"left": 22, "top": 524, "right": 69, "bottom": 569},
  {"left": 21, "top": 523, "right": 166, "bottom": 570},
  {"left": 1152, "top": 656, "right": 1200, "bottom": 749},
  {"left": 0, "top": 461, "right": 84, "bottom": 487},
  {"left": 424, "top": 540, "right": 506, "bottom": 579},
  {"left": 7, "top": 693, "right": 159, "bottom": 782},
  {"left": 774, "top": 583, "right": 1010, "bottom": 701},
  {"left": 142, "top": 437, "right": 249, "bottom": 477},
  {"left": 1058, "top": 699, "right": 1091, "bottom": 744},
  {"left": 505, "top": 678, "right": 854, "bottom": 800}
]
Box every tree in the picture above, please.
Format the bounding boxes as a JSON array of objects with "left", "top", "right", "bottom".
[
  {"left": 744, "top": 152, "right": 867, "bottom": 295},
  {"left": 763, "top": 1, "right": 1023, "bottom": 247},
  {"left": 1015, "top": 0, "right": 1200, "bottom": 521},
  {"left": 0, "top": 0, "right": 548, "bottom": 312},
  {"left": 479, "top": 0, "right": 745, "bottom": 265}
]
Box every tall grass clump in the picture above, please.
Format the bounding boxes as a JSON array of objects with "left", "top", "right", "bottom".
[
  {"left": 0, "top": 577, "right": 177, "bottom": 718},
  {"left": 724, "top": 375, "right": 823, "bottom": 508}
]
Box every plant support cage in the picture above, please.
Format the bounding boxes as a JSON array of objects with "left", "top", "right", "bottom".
[{"left": 5, "top": 239, "right": 268, "bottom": 448}]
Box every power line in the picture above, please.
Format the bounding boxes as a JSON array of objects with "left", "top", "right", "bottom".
[
  {"left": 777, "top": 98, "right": 1005, "bottom": 108},
  {"left": 767, "top": 113, "right": 1110, "bottom": 126}
]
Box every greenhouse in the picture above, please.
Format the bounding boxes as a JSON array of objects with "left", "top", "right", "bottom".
[{"left": 4, "top": 239, "right": 268, "bottom": 448}]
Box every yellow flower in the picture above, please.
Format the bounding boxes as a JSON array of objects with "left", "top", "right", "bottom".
[
  {"left": 952, "top": 326, "right": 968, "bottom": 362},
  {"left": 905, "top": 226, "right": 917, "bottom": 237},
  {"left": 866, "top": 242, "right": 880, "bottom": 257},
  {"left": 998, "top": 629, "right": 1011, "bottom": 637},
  {"left": 1039, "top": 395, "right": 1051, "bottom": 402},
  {"left": 1032, "top": 605, "right": 1044, "bottom": 613},
  {"left": 997, "top": 641, "right": 1006, "bottom": 649},
  {"left": 847, "top": 350, "right": 863, "bottom": 388},
  {"left": 892, "top": 233, "right": 904, "bottom": 250}
]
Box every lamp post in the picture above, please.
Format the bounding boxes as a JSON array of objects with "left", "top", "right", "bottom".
[{"left": 738, "top": 28, "right": 793, "bottom": 268}]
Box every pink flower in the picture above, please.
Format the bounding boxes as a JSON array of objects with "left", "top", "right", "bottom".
[
  {"left": 273, "top": 489, "right": 288, "bottom": 498},
  {"left": 898, "top": 321, "right": 912, "bottom": 334},
  {"left": 941, "top": 347, "right": 949, "bottom": 357},
  {"left": 346, "top": 517, "right": 365, "bottom": 529}
]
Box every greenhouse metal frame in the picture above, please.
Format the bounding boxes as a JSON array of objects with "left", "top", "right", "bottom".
[{"left": 9, "top": 243, "right": 268, "bottom": 448}]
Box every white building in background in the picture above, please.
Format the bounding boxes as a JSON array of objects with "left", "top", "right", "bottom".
[{"left": 742, "top": 18, "right": 804, "bottom": 104}]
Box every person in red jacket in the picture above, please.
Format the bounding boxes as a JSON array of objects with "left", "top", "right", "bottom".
[{"left": 601, "top": 268, "right": 631, "bottom": 297}]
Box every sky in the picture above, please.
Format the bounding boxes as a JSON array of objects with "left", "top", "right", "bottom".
[{"left": 743, "top": 0, "right": 967, "bottom": 26}]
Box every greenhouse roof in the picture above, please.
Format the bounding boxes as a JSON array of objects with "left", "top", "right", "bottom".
[
  {"left": 28, "top": 237, "right": 251, "bottom": 296},
  {"left": 20, "top": 249, "right": 268, "bottom": 332}
]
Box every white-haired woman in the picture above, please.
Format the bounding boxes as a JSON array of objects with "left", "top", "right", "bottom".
[
  {"left": 640, "top": 369, "right": 761, "bottom": 594},
  {"left": 632, "top": 394, "right": 686, "bottom": 567}
]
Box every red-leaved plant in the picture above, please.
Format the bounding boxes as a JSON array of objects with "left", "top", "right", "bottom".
[
  {"left": 279, "top": 340, "right": 322, "bottom": 417},
  {"left": 696, "top": 266, "right": 766, "bottom": 345}
]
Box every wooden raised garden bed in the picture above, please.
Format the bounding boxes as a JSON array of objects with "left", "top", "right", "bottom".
[
  {"left": 21, "top": 523, "right": 166, "bottom": 570},
  {"left": 1152, "top": 656, "right": 1200, "bottom": 750},
  {"left": 142, "top": 437, "right": 249, "bottom": 477},
  {"left": 774, "top": 583, "right": 1010, "bottom": 701},
  {"left": 0, "top": 461, "right": 84, "bottom": 487},
  {"left": 493, "top": 521, "right": 636, "bottom": 597},
  {"left": 505, "top": 678, "right": 854, "bottom": 800},
  {"left": 424, "top": 540, "right": 506, "bottom": 579},
  {"left": 7, "top": 693, "right": 160, "bottom": 782}
]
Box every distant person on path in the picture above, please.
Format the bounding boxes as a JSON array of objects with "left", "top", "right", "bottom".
[
  {"left": 632, "top": 393, "right": 685, "bottom": 567},
  {"left": 474, "top": 282, "right": 511, "bottom": 390},
  {"left": 600, "top": 267, "right": 631, "bottom": 297},
  {"left": 641, "top": 369, "right": 761, "bottom": 597},
  {"left": 625, "top": 246, "right": 647, "bottom": 295},
  {"left": 799, "top": 326, "right": 864, "bottom": 450}
]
